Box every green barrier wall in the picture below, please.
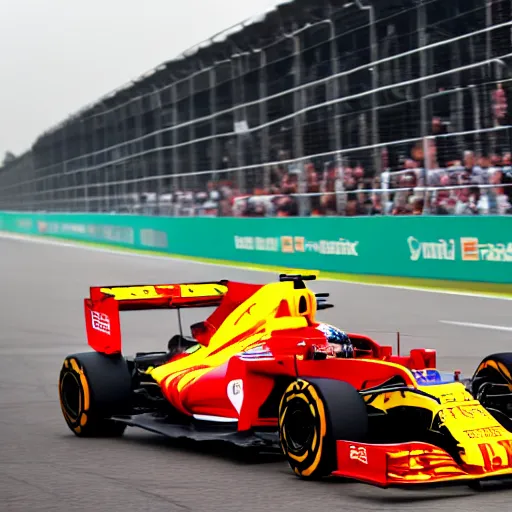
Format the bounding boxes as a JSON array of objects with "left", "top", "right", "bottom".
[{"left": 1, "top": 211, "right": 511, "bottom": 284}]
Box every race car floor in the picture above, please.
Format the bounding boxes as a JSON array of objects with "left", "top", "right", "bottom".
[{"left": 1, "top": 235, "right": 512, "bottom": 511}]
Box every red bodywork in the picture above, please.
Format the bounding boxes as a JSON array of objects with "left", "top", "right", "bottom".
[
  {"left": 83, "top": 279, "right": 436, "bottom": 429},
  {"left": 81, "top": 278, "right": 512, "bottom": 488}
]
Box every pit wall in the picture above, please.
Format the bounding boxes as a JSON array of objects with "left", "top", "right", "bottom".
[{"left": 1, "top": 211, "right": 511, "bottom": 285}]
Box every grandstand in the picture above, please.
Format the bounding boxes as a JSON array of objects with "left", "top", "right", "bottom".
[{"left": 0, "top": 0, "right": 511, "bottom": 216}]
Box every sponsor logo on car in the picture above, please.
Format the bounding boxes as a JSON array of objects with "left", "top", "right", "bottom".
[
  {"left": 91, "top": 311, "right": 111, "bottom": 335},
  {"left": 227, "top": 379, "right": 244, "bottom": 414},
  {"left": 349, "top": 445, "right": 368, "bottom": 464},
  {"left": 439, "top": 404, "right": 491, "bottom": 422},
  {"left": 464, "top": 427, "right": 506, "bottom": 439}
]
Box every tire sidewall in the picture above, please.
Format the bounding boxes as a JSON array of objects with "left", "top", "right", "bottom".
[
  {"left": 59, "top": 356, "right": 93, "bottom": 435},
  {"left": 279, "top": 378, "right": 368, "bottom": 479},
  {"left": 279, "top": 379, "right": 329, "bottom": 478},
  {"left": 472, "top": 353, "right": 512, "bottom": 398},
  {"left": 58, "top": 352, "right": 132, "bottom": 436}
]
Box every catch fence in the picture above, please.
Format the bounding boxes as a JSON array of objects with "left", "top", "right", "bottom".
[{"left": 0, "top": 0, "right": 511, "bottom": 216}]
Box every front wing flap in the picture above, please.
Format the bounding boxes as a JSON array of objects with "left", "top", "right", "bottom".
[{"left": 334, "top": 440, "right": 512, "bottom": 487}]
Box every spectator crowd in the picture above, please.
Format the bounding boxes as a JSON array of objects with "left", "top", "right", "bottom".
[{"left": 133, "top": 145, "right": 512, "bottom": 218}]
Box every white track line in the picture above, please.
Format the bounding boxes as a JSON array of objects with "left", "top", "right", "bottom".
[
  {"left": 1, "top": 231, "right": 511, "bottom": 301},
  {"left": 440, "top": 320, "right": 512, "bottom": 332}
]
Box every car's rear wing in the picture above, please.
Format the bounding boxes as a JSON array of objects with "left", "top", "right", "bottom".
[
  {"left": 89, "top": 282, "right": 228, "bottom": 310},
  {"left": 84, "top": 282, "right": 228, "bottom": 354}
]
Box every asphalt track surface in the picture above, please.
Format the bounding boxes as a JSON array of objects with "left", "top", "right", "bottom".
[{"left": 1, "top": 235, "right": 512, "bottom": 512}]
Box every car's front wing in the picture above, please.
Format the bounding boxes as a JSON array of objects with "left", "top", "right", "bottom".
[{"left": 333, "top": 440, "right": 512, "bottom": 487}]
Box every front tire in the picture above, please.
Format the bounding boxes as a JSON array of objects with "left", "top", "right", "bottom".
[
  {"left": 58, "top": 352, "right": 132, "bottom": 437},
  {"left": 471, "top": 352, "right": 512, "bottom": 431},
  {"left": 278, "top": 378, "right": 368, "bottom": 479}
]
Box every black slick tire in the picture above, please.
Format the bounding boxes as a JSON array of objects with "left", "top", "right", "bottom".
[
  {"left": 471, "top": 352, "right": 512, "bottom": 431},
  {"left": 278, "top": 377, "right": 368, "bottom": 480},
  {"left": 58, "top": 352, "right": 132, "bottom": 437},
  {"left": 472, "top": 353, "right": 512, "bottom": 396}
]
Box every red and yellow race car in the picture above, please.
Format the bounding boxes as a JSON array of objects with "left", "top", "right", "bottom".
[{"left": 58, "top": 273, "right": 512, "bottom": 488}]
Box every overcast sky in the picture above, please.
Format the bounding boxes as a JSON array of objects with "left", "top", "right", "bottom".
[{"left": 0, "top": 0, "right": 279, "bottom": 157}]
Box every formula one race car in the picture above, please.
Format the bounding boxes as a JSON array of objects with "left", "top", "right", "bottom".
[{"left": 58, "top": 274, "right": 512, "bottom": 488}]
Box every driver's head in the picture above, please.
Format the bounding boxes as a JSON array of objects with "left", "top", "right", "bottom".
[{"left": 317, "top": 323, "right": 354, "bottom": 358}]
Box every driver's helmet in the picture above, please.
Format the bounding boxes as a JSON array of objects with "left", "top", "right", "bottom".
[{"left": 317, "top": 323, "right": 354, "bottom": 358}]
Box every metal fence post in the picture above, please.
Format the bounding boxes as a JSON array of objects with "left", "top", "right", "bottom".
[
  {"left": 233, "top": 53, "right": 247, "bottom": 193},
  {"left": 369, "top": 7, "right": 380, "bottom": 175},
  {"left": 91, "top": 113, "right": 100, "bottom": 212},
  {"left": 328, "top": 18, "right": 341, "bottom": 157},
  {"left": 153, "top": 85, "right": 164, "bottom": 215},
  {"left": 61, "top": 123, "right": 68, "bottom": 211},
  {"left": 356, "top": 0, "right": 380, "bottom": 175},
  {"left": 417, "top": 0, "right": 430, "bottom": 211},
  {"left": 259, "top": 49, "right": 270, "bottom": 190},
  {"left": 133, "top": 97, "right": 143, "bottom": 208},
  {"left": 111, "top": 107, "right": 123, "bottom": 212},
  {"left": 171, "top": 83, "right": 179, "bottom": 191},
  {"left": 103, "top": 107, "right": 110, "bottom": 213},
  {"left": 80, "top": 119, "right": 89, "bottom": 212},
  {"left": 291, "top": 32, "right": 308, "bottom": 216},
  {"left": 209, "top": 67, "right": 217, "bottom": 182},
  {"left": 292, "top": 33, "right": 303, "bottom": 161},
  {"left": 188, "top": 76, "right": 197, "bottom": 190}
]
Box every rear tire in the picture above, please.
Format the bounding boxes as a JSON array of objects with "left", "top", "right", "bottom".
[
  {"left": 58, "top": 352, "right": 132, "bottom": 437},
  {"left": 278, "top": 378, "right": 368, "bottom": 480}
]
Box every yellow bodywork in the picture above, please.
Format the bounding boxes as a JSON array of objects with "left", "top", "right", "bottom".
[
  {"left": 99, "top": 283, "right": 228, "bottom": 301},
  {"left": 150, "top": 280, "right": 317, "bottom": 394},
  {"left": 367, "top": 381, "right": 512, "bottom": 473}
]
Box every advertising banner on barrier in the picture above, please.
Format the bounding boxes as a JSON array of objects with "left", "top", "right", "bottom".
[{"left": 0, "top": 211, "right": 510, "bottom": 284}]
